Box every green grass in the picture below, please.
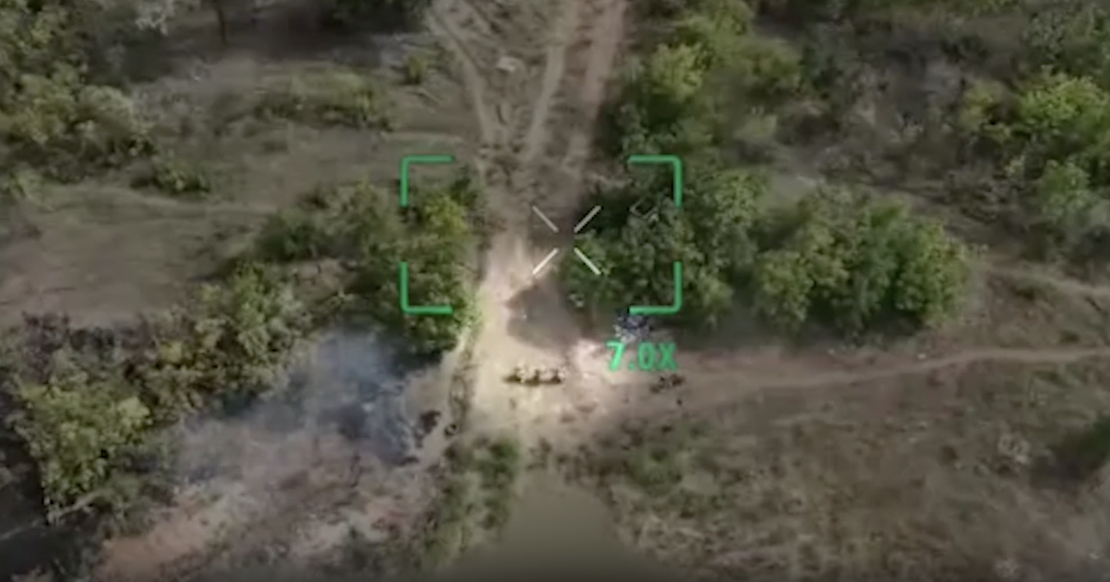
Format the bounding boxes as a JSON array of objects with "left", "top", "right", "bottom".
[
  {"left": 401, "top": 53, "right": 431, "bottom": 85},
  {"left": 474, "top": 437, "right": 523, "bottom": 529},
  {"left": 254, "top": 69, "right": 393, "bottom": 130},
  {"left": 132, "top": 155, "right": 212, "bottom": 199}
]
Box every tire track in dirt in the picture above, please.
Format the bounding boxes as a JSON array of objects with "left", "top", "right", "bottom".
[
  {"left": 984, "top": 264, "right": 1110, "bottom": 301},
  {"left": 560, "top": 0, "right": 626, "bottom": 178},
  {"left": 427, "top": 6, "right": 500, "bottom": 145},
  {"left": 520, "top": 1, "right": 580, "bottom": 164},
  {"left": 430, "top": 0, "right": 631, "bottom": 446},
  {"left": 654, "top": 347, "right": 1110, "bottom": 418}
]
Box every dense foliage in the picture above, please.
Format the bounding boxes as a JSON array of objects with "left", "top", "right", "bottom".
[
  {"left": 610, "top": 0, "right": 801, "bottom": 158},
  {"left": 572, "top": 0, "right": 972, "bottom": 336},
  {"left": 0, "top": 177, "right": 481, "bottom": 532},
  {"left": 0, "top": 1, "right": 479, "bottom": 578},
  {"left": 253, "top": 173, "right": 483, "bottom": 355},
  {"left": 564, "top": 163, "right": 762, "bottom": 327},
  {"left": 2, "top": 266, "right": 308, "bottom": 516},
  {"left": 0, "top": 0, "right": 151, "bottom": 187},
  {"left": 752, "top": 0, "right": 1110, "bottom": 261},
  {"left": 563, "top": 164, "right": 970, "bottom": 335},
  {"left": 752, "top": 190, "right": 970, "bottom": 331}
]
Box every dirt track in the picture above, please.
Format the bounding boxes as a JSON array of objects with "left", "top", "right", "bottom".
[
  {"left": 429, "top": 0, "right": 633, "bottom": 448},
  {"left": 427, "top": 0, "right": 1110, "bottom": 447}
]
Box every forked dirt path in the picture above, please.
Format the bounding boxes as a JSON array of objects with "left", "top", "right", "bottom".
[
  {"left": 432, "top": 0, "right": 1110, "bottom": 442},
  {"left": 427, "top": 11, "right": 498, "bottom": 146},
  {"left": 520, "top": 1, "right": 580, "bottom": 164},
  {"left": 430, "top": 0, "right": 1110, "bottom": 449},
  {"left": 431, "top": 0, "right": 633, "bottom": 449}
]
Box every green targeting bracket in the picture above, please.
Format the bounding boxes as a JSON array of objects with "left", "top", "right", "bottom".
[
  {"left": 626, "top": 155, "right": 683, "bottom": 316},
  {"left": 399, "top": 154, "right": 457, "bottom": 316},
  {"left": 399, "top": 262, "right": 453, "bottom": 315},
  {"left": 629, "top": 262, "right": 683, "bottom": 316},
  {"left": 628, "top": 154, "right": 682, "bottom": 208},
  {"left": 399, "top": 154, "right": 455, "bottom": 207}
]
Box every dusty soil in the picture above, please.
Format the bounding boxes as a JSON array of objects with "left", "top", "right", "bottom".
[{"left": 584, "top": 357, "right": 1110, "bottom": 580}]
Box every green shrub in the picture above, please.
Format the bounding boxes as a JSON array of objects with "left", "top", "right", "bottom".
[
  {"left": 130, "top": 266, "right": 309, "bottom": 422},
  {"left": 1, "top": 267, "right": 311, "bottom": 520},
  {"left": 0, "top": 0, "right": 153, "bottom": 180},
  {"left": 402, "top": 52, "right": 431, "bottom": 85},
  {"left": 1028, "top": 160, "right": 1101, "bottom": 235},
  {"left": 8, "top": 357, "right": 151, "bottom": 515},
  {"left": 605, "top": 0, "right": 801, "bottom": 157},
  {"left": 134, "top": 155, "right": 212, "bottom": 198},
  {"left": 752, "top": 190, "right": 971, "bottom": 332},
  {"left": 346, "top": 187, "right": 478, "bottom": 355},
  {"left": 960, "top": 72, "right": 1110, "bottom": 248},
  {"left": 247, "top": 175, "right": 484, "bottom": 355},
  {"left": 562, "top": 161, "right": 764, "bottom": 327},
  {"left": 475, "top": 438, "right": 522, "bottom": 529},
  {"left": 255, "top": 70, "right": 392, "bottom": 129},
  {"left": 255, "top": 209, "right": 336, "bottom": 262},
  {"left": 564, "top": 176, "right": 970, "bottom": 335}
]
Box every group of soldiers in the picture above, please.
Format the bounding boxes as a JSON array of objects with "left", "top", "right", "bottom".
[
  {"left": 505, "top": 363, "right": 684, "bottom": 392},
  {"left": 507, "top": 363, "right": 567, "bottom": 385}
]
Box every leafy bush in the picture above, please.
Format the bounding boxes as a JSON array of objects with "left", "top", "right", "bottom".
[
  {"left": 562, "top": 161, "right": 765, "bottom": 327},
  {"left": 133, "top": 155, "right": 212, "bottom": 198},
  {"left": 402, "top": 52, "right": 431, "bottom": 85},
  {"left": 249, "top": 174, "right": 484, "bottom": 355},
  {"left": 255, "top": 70, "right": 392, "bottom": 130},
  {"left": 256, "top": 209, "right": 336, "bottom": 263},
  {"left": 0, "top": 2, "right": 152, "bottom": 182},
  {"left": 1024, "top": 3, "right": 1110, "bottom": 87},
  {"left": 345, "top": 184, "right": 479, "bottom": 355},
  {"left": 563, "top": 171, "right": 970, "bottom": 335},
  {"left": 959, "top": 71, "right": 1110, "bottom": 248},
  {"left": 752, "top": 190, "right": 971, "bottom": 332},
  {"left": 606, "top": 0, "right": 799, "bottom": 157},
  {"left": 0, "top": 266, "right": 311, "bottom": 522},
  {"left": 8, "top": 356, "right": 150, "bottom": 515},
  {"left": 130, "top": 266, "right": 309, "bottom": 422},
  {"left": 1027, "top": 160, "right": 1104, "bottom": 239}
]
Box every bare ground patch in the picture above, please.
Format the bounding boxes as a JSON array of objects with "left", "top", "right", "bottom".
[{"left": 579, "top": 359, "right": 1110, "bottom": 581}]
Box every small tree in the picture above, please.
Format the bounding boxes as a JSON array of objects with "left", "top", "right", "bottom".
[
  {"left": 751, "top": 190, "right": 971, "bottom": 334},
  {"left": 561, "top": 162, "right": 765, "bottom": 327},
  {"left": 132, "top": 266, "right": 308, "bottom": 421},
  {"left": 9, "top": 358, "right": 151, "bottom": 515}
]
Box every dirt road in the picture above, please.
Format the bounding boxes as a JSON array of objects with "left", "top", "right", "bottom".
[{"left": 430, "top": 0, "right": 632, "bottom": 448}]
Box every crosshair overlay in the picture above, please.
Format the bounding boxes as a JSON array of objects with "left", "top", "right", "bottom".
[{"left": 531, "top": 205, "right": 602, "bottom": 277}]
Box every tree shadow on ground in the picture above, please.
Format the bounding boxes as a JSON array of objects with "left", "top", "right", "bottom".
[
  {"left": 1032, "top": 415, "right": 1110, "bottom": 492},
  {"left": 504, "top": 278, "right": 579, "bottom": 352}
]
